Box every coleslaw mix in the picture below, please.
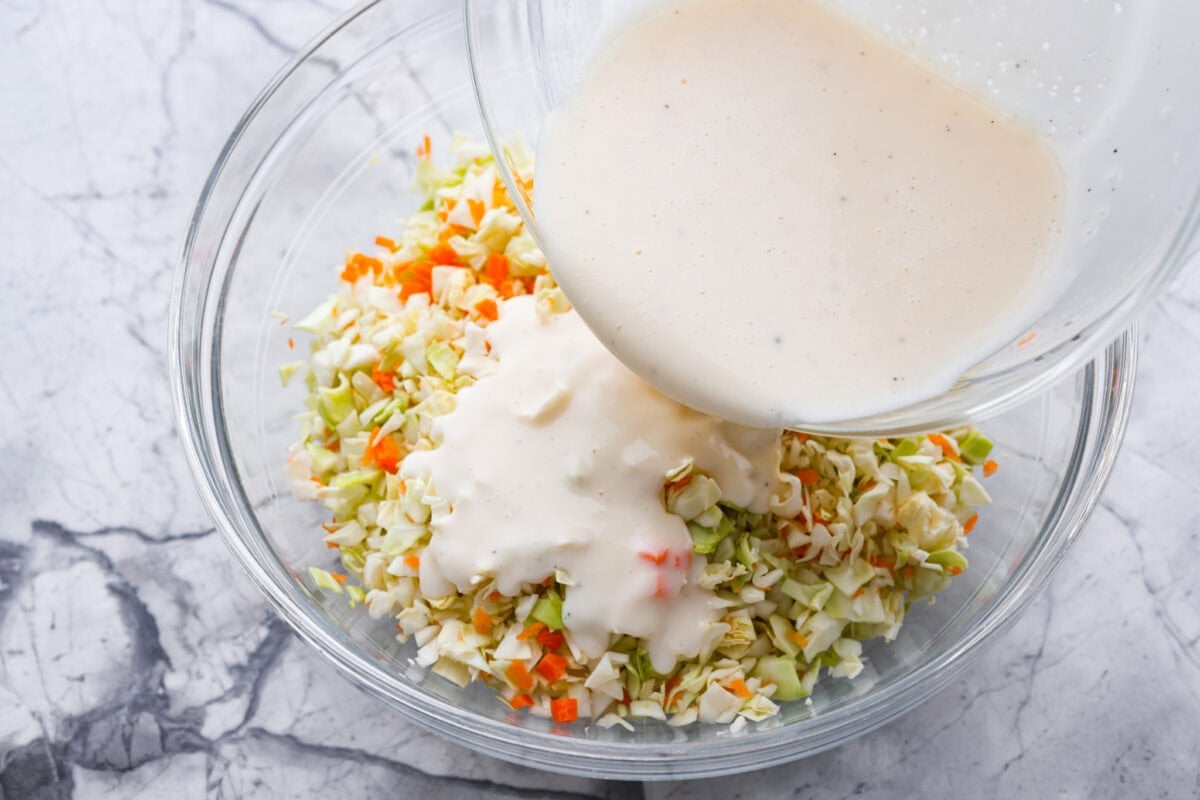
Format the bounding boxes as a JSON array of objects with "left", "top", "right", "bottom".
[{"left": 282, "top": 136, "right": 997, "bottom": 728}]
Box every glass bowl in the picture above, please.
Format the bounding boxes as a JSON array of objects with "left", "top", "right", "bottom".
[
  {"left": 171, "top": 0, "right": 1136, "bottom": 779},
  {"left": 465, "top": 0, "right": 1195, "bottom": 435}
]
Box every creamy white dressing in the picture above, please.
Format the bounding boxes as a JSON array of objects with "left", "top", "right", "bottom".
[
  {"left": 534, "top": 0, "right": 1066, "bottom": 427},
  {"left": 401, "top": 296, "right": 781, "bottom": 672}
]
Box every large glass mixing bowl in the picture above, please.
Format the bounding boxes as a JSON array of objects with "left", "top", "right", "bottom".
[
  {"left": 466, "top": 0, "right": 1196, "bottom": 434},
  {"left": 171, "top": 0, "right": 1136, "bottom": 779}
]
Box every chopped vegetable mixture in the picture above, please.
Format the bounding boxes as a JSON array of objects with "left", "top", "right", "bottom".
[{"left": 283, "top": 136, "right": 996, "bottom": 728}]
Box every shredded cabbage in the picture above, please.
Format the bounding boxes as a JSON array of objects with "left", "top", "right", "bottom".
[{"left": 283, "top": 135, "right": 994, "bottom": 729}]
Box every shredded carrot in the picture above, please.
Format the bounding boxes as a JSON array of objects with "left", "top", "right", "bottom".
[
  {"left": 375, "top": 235, "right": 397, "bottom": 251},
  {"left": 926, "top": 433, "right": 961, "bottom": 462},
  {"left": 794, "top": 432, "right": 811, "bottom": 442},
  {"left": 868, "top": 555, "right": 892, "bottom": 571},
  {"left": 506, "top": 660, "right": 534, "bottom": 691},
  {"left": 535, "top": 628, "right": 565, "bottom": 651},
  {"left": 363, "top": 430, "right": 401, "bottom": 474},
  {"left": 403, "top": 553, "right": 420, "bottom": 571},
  {"left": 489, "top": 590, "right": 502, "bottom": 602},
  {"left": 331, "top": 572, "right": 348, "bottom": 585},
  {"left": 948, "top": 566, "right": 964, "bottom": 576},
  {"left": 796, "top": 468, "right": 820, "bottom": 487},
  {"left": 664, "top": 474, "right": 693, "bottom": 493},
  {"left": 541, "top": 577, "right": 554, "bottom": 588},
  {"left": 472, "top": 606, "right": 493, "bottom": 634},
  {"left": 325, "top": 542, "right": 339, "bottom": 550},
  {"left": 963, "top": 513, "right": 978, "bottom": 535},
  {"left": 983, "top": 459, "right": 999, "bottom": 477},
  {"left": 467, "top": 198, "right": 486, "bottom": 226},
  {"left": 535, "top": 652, "right": 568, "bottom": 682},
  {"left": 429, "top": 243, "right": 459, "bottom": 266},
  {"left": 371, "top": 365, "right": 396, "bottom": 393},
  {"left": 638, "top": 548, "right": 669, "bottom": 566},
  {"left": 475, "top": 298, "right": 499, "bottom": 322},
  {"left": 484, "top": 253, "right": 509, "bottom": 285},
  {"left": 287, "top": 338, "right": 294, "bottom": 350},
  {"left": 901, "top": 566, "right": 916, "bottom": 581},
  {"left": 1017, "top": 331, "right": 1037, "bottom": 346},
  {"left": 858, "top": 479, "right": 877, "bottom": 494},
  {"left": 663, "top": 676, "right": 682, "bottom": 710},
  {"left": 852, "top": 587, "right": 865, "bottom": 599},
  {"left": 727, "top": 678, "right": 752, "bottom": 699},
  {"left": 398, "top": 262, "right": 434, "bottom": 301},
  {"left": 415, "top": 133, "right": 431, "bottom": 161},
  {"left": 517, "top": 621, "right": 545, "bottom": 641},
  {"left": 438, "top": 223, "right": 472, "bottom": 244},
  {"left": 788, "top": 631, "right": 809, "bottom": 647},
  {"left": 550, "top": 697, "right": 578, "bottom": 723},
  {"left": 340, "top": 252, "right": 384, "bottom": 283},
  {"left": 509, "top": 693, "right": 534, "bottom": 710}
]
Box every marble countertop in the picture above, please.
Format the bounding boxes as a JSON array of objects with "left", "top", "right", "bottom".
[{"left": 1, "top": 1, "right": 1198, "bottom": 797}]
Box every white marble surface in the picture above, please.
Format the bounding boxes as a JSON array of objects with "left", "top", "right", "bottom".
[{"left": 1, "top": 1, "right": 1198, "bottom": 797}]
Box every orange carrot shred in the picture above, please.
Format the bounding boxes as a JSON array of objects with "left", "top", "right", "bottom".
[
  {"left": 287, "top": 338, "right": 294, "bottom": 350},
  {"left": 535, "top": 652, "right": 568, "bottom": 683},
  {"left": 948, "top": 566, "right": 964, "bottom": 576},
  {"left": 506, "top": 660, "right": 534, "bottom": 691},
  {"left": 485, "top": 253, "right": 509, "bottom": 285},
  {"left": 403, "top": 554, "right": 420, "bottom": 570},
  {"left": 983, "top": 459, "right": 999, "bottom": 477},
  {"left": 788, "top": 631, "right": 810, "bottom": 647},
  {"left": 550, "top": 697, "right": 578, "bottom": 723},
  {"left": 472, "top": 606, "right": 492, "bottom": 634},
  {"left": 796, "top": 468, "right": 820, "bottom": 487},
  {"left": 638, "top": 549, "right": 669, "bottom": 566},
  {"left": 467, "top": 198, "right": 486, "bottom": 226},
  {"left": 475, "top": 298, "right": 499, "bottom": 322},
  {"left": 665, "top": 474, "right": 693, "bottom": 493},
  {"left": 375, "top": 235, "right": 397, "bottom": 251},
  {"left": 509, "top": 693, "right": 534, "bottom": 710},
  {"left": 371, "top": 365, "right": 396, "bottom": 393},
  {"left": 727, "top": 678, "right": 752, "bottom": 699},
  {"left": 1017, "top": 331, "right": 1037, "bottom": 346},
  {"left": 331, "top": 573, "right": 348, "bottom": 585},
  {"left": 963, "top": 513, "right": 979, "bottom": 534},
  {"left": 416, "top": 134, "right": 431, "bottom": 161},
  {"left": 430, "top": 243, "right": 459, "bottom": 265},
  {"left": 372, "top": 435, "right": 401, "bottom": 474},
  {"left": 517, "top": 621, "right": 545, "bottom": 641},
  {"left": 927, "top": 433, "right": 961, "bottom": 462}
]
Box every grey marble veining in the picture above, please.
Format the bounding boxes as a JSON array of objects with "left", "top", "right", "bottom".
[{"left": 0, "top": 1, "right": 1197, "bottom": 798}]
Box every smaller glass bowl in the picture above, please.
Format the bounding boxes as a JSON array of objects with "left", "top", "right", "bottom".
[
  {"left": 465, "top": 0, "right": 1198, "bottom": 435},
  {"left": 171, "top": 0, "right": 1136, "bottom": 779}
]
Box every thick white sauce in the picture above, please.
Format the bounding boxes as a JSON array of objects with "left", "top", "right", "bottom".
[
  {"left": 402, "top": 296, "right": 780, "bottom": 672},
  {"left": 534, "top": 0, "right": 1065, "bottom": 426}
]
